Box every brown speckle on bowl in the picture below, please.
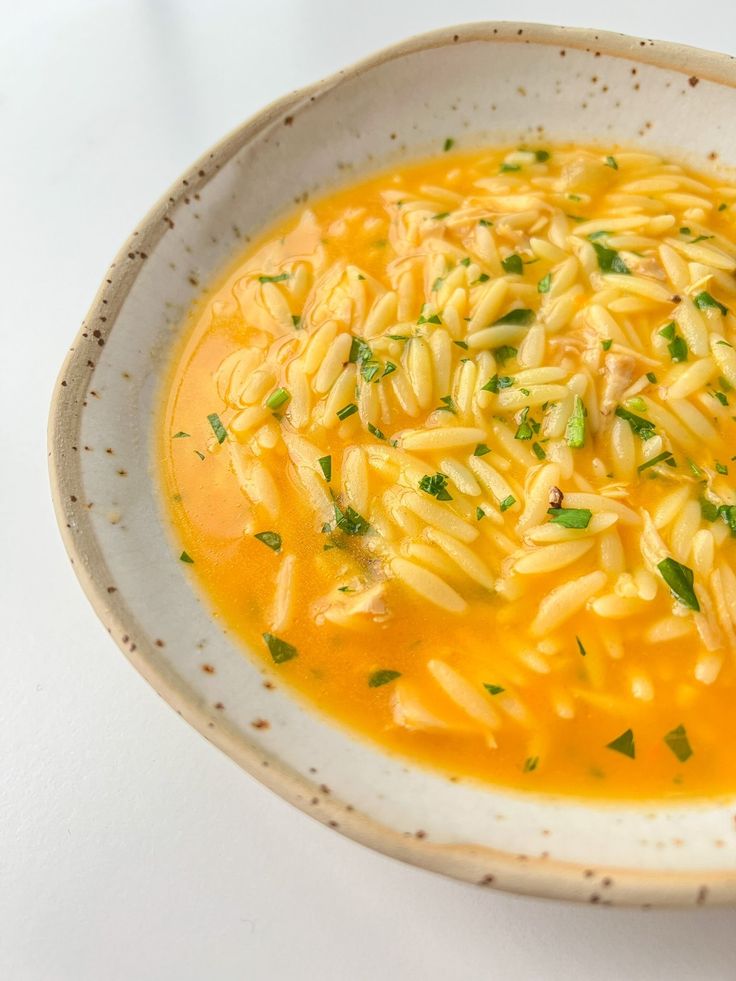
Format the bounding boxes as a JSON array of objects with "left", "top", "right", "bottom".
[
  {"left": 214, "top": 702, "right": 224, "bottom": 710},
  {"left": 696, "top": 885, "right": 708, "bottom": 905},
  {"left": 284, "top": 115, "right": 294, "bottom": 126},
  {"left": 478, "top": 874, "right": 495, "bottom": 886},
  {"left": 107, "top": 586, "right": 117, "bottom": 594},
  {"left": 201, "top": 663, "right": 215, "bottom": 674},
  {"left": 251, "top": 718, "right": 270, "bottom": 730},
  {"left": 689, "top": 75, "right": 700, "bottom": 87},
  {"left": 154, "top": 639, "right": 165, "bottom": 648}
]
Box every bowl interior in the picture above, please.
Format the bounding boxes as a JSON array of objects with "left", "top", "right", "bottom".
[{"left": 50, "top": 23, "right": 736, "bottom": 905}]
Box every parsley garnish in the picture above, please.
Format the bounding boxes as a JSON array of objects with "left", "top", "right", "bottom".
[
  {"left": 291, "top": 314, "right": 302, "bottom": 328},
  {"left": 615, "top": 406, "right": 655, "bottom": 441},
  {"left": 179, "top": 551, "right": 194, "bottom": 564},
  {"left": 474, "top": 444, "right": 491, "bottom": 456},
  {"left": 263, "top": 632, "right": 298, "bottom": 663},
  {"left": 657, "top": 558, "right": 700, "bottom": 611},
  {"left": 454, "top": 340, "right": 469, "bottom": 350},
  {"left": 547, "top": 507, "right": 592, "bottom": 529},
  {"left": 592, "top": 241, "right": 630, "bottom": 275},
  {"left": 318, "top": 455, "right": 332, "bottom": 481},
  {"left": 638, "top": 451, "right": 674, "bottom": 473},
  {"left": 493, "top": 309, "right": 533, "bottom": 328},
  {"left": 207, "top": 412, "right": 227, "bottom": 443},
  {"left": 484, "top": 683, "right": 505, "bottom": 695},
  {"left": 333, "top": 502, "right": 370, "bottom": 536},
  {"left": 576, "top": 636, "right": 587, "bottom": 657},
  {"left": 419, "top": 472, "right": 452, "bottom": 501},
  {"left": 367, "top": 422, "right": 385, "bottom": 440},
  {"left": 349, "top": 337, "right": 373, "bottom": 364},
  {"left": 495, "top": 345, "right": 518, "bottom": 365},
  {"left": 605, "top": 155, "right": 618, "bottom": 170},
  {"left": 443, "top": 138, "right": 454, "bottom": 151},
  {"left": 265, "top": 388, "right": 290, "bottom": 411},
  {"left": 499, "top": 495, "right": 516, "bottom": 512},
  {"left": 173, "top": 431, "right": 190, "bottom": 439},
  {"left": 502, "top": 254, "right": 523, "bottom": 275},
  {"left": 382, "top": 361, "right": 397, "bottom": 377},
  {"left": 565, "top": 395, "right": 586, "bottom": 448},
  {"left": 646, "top": 372, "right": 657, "bottom": 384},
  {"left": 500, "top": 163, "right": 521, "bottom": 173},
  {"left": 476, "top": 506, "right": 485, "bottom": 521},
  {"left": 538, "top": 272, "right": 552, "bottom": 293},
  {"left": 532, "top": 441, "right": 546, "bottom": 460},
  {"left": 601, "top": 338, "right": 613, "bottom": 351},
  {"left": 336, "top": 403, "right": 358, "bottom": 421},
  {"left": 523, "top": 756, "right": 539, "bottom": 773},
  {"left": 515, "top": 407, "right": 534, "bottom": 441},
  {"left": 258, "top": 272, "right": 289, "bottom": 284},
  {"left": 369, "top": 669, "right": 401, "bottom": 687},
  {"left": 606, "top": 729, "right": 635, "bottom": 759},
  {"left": 254, "top": 531, "right": 281, "bottom": 552},
  {"left": 715, "top": 461, "right": 729, "bottom": 475},
  {"left": 437, "top": 395, "right": 457, "bottom": 413},
  {"left": 694, "top": 291, "right": 728, "bottom": 315},
  {"left": 664, "top": 724, "right": 693, "bottom": 763}
]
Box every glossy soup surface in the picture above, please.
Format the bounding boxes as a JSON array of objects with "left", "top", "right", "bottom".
[{"left": 161, "top": 144, "right": 736, "bottom": 798}]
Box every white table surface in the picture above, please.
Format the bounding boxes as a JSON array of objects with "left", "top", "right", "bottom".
[{"left": 4, "top": 1, "right": 736, "bottom": 978}]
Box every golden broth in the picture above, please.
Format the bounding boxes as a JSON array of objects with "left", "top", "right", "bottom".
[{"left": 161, "top": 144, "right": 736, "bottom": 798}]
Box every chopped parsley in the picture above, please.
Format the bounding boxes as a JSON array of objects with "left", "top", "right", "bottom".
[
  {"left": 419, "top": 472, "right": 453, "bottom": 501},
  {"left": 499, "top": 495, "right": 516, "bottom": 512},
  {"left": 479, "top": 218, "right": 493, "bottom": 227},
  {"left": 482, "top": 374, "right": 514, "bottom": 393},
  {"left": 367, "top": 422, "right": 385, "bottom": 440},
  {"left": 476, "top": 506, "right": 485, "bottom": 521},
  {"left": 605, "top": 155, "right": 618, "bottom": 170},
  {"left": 368, "top": 669, "right": 401, "bottom": 687},
  {"left": 700, "top": 498, "right": 719, "bottom": 522},
  {"left": 694, "top": 291, "right": 728, "bottom": 315},
  {"left": 493, "top": 308, "right": 534, "bottom": 327},
  {"left": 172, "top": 431, "right": 190, "bottom": 438},
  {"left": 336, "top": 402, "right": 358, "bottom": 421},
  {"left": 443, "top": 138, "right": 454, "bottom": 152},
  {"left": 716, "top": 461, "right": 729, "bottom": 475},
  {"left": 258, "top": 272, "right": 290, "bottom": 284},
  {"left": 664, "top": 724, "right": 693, "bottom": 763},
  {"left": 179, "top": 551, "right": 194, "bottom": 564},
  {"left": 565, "top": 395, "right": 586, "bottom": 448},
  {"left": 437, "top": 395, "right": 457, "bottom": 413},
  {"left": 615, "top": 405, "right": 655, "bottom": 441},
  {"left": 537, "top": 272, "right": 552, "bottom": 293},
  {"left": 454, "top": 340, "right": 469, "bottom": 350},
  {"left": 500, "top": 163, "right": 521, "bottom": 173},
  {"left": 523, "top": 756, "right": 540, "bottom": 773},
  {"left": 265, "top": 388, "right": 290, "bottom": 411},
  {"left": 532, "top": 441, "right": 546, "bottom": 460},
  {"left": 576, "top": 636, "right": 587, "bottom": 657},
  {"left": 601, "top": 338, "right": 613, "bottom": 351},
  {"left": 514, "top": 407, "right": 534, "bottom": 441},
  {"left": 318, "top": 455, "right": 332, "bottom": 481},
  {"left": 659, "top": 322, "right": 688, "bottom": 362},
  {"left": 291, "top": 314, "right": 302, "bottom": 328},
  {"left": 349, "top": 337, "right": 373, "bottom": 364},
  {"left": 474, "top": 444, "right": 491, "bottom": 457},
  {"left": 592, "top": 241, "right": 630, "bottom": 275},
  {"left": 382, "top": 361, "right": 397, "bottom": 377},
  {"left": 547, "top": 507, "right": 592, "bottom": 529},
  {"left": 333, "top": 502, "right": 371, "bottom": 536},
  {"left": 637, "top": 451, "right": 674, "bottom": 473},
  {"left": 502, "top": 254, "right": 523, "bottom": 275},
  {"left": 474, "top": 273, "right": 491, "bottom": 284},
  {"left": 606, "top": 728, "right": 635, "bottom": 759},
  {"left": 657, "top": 557, "right": 700, "bottom": 611},
  {"left": 484, "top": 683, "right": 505, "bottom": 695},
  {"left": 432, "top": 211, "right": 450, "bottom": 221},
  {"left": 254, "top": 531, "right": 282, "bottom": 552},
  {"left": 646, "top": 372, "right": 658, "bottom": 384},
  {"left": 534, "top": 149, "right": 550, "bottom": 162},
  {"left": 263, "top": 632, "right": 298, "bottom": 664},
  {"left": 207, "top": 412, "right": 227, "bottom": 444},
  {"left": 495, "top": 345, "right": 518, "bottom": 365}
]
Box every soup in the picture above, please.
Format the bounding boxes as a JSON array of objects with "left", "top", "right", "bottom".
[{"left": 161, "top": 144, "right": 736, "bottom": 798}]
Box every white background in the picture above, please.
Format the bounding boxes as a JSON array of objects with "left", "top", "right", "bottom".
[{"left": 3, "top": 2, "right": 736, "bottom": 978}]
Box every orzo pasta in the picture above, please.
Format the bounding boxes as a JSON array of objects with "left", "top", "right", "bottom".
[{"left": 161, "top": 144, "right": 736, "bottom": 797}]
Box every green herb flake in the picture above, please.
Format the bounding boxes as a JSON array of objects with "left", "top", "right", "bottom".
[
  {"left": 476, "top": 506, "right": 485, "bottom": 521},
  {"left": 179, "top": 551, "right": 194, "bottom": 564},
  {"left": 432, "top": 212, "right": 450, "bottom": 221},
  {"left": 523, "top": 756, "right": 539, "bottom": 773},
  {"left": 336, "top": 402, "right": 358, "bottom": 421},
  {"left": 646, "top": 372, "right": 658, "bottom": 384},
  {"left": 592, "top": 241, "right": 630, "bottom": 275},
  {"left": 479, "top": 218, "right": 493, "bottom": 227},
  {"left": 454, "top": 340, "right": 469, "bottom": 350},
  {"left": 443, "top": 138, "right": 454, "bottom": 152},
  {"left": 173, "top": 431, "right": 190, "bottom": 439},
  {"left": 587, "top": 230, "right": 610, "bottom": 241},
  {"left": 438, "top": 395, "right": 457, "bottom": 414},
  {"left": 679, "top": 227, "right": 691, "bottom": 236},
  {"left": 601, "top": 338, "right": 613, "bottom": 351},
  {"left": 263, "top": 632, "right": 298, "bottom": 664},
  {"left": 716, "top": 460, "right": 729, "bottom": 475},
  {"left": 565, "top": 395, "right": 586, "bottom": 448},
  {"left": 318, "top": 455, "right": 332, "bottom": 482},
  {"left": 606, "top": 728, "right": 635, "bottom": 759},
  {"left": 713, "top": 391, "right": 729, "bottom": 406},
  {"left": 367, "top": 422, "right": 385, "bottom": 441},
  {"left": 474, "top": 273, "right": 491, "bottom": 284},
  {"left": 495, "top": 345, "right": 518, "bottom": 365},
  {"left": 502, "top": 254, "right": 523, "bottom": 275},
  {"left": 576, "top": 636, "right": 587, "bottom": 657},
  {"left": 349, "top": 337, "right": 372, "bottom": 364},
  {"left": 194, "top": 450, "right": 205, "bottom": 461},
  {"left": 534, "top": 149, "right": 550, "bottom": 162},
  {"left": 258, "top": 272, "right": 290, "bottom": 284},
  {"left": 664, "top": 724, "right": 693, "bottom": 763},
  {"left": 474, "top": 443, "right": 491, "bottom": 457},
  {"left": 382, "top": 361, "right": 397, "bottom": 377},
  {"left": 254, "top": 531, "right": 282, "bottom": 552},
  {"left": 719, "top": 202, "right": 728, "bottom": 211},
  {"left": 700, "top": 498, "right": 719, "bottom": 522},
  {"left": 500, "top": 163, "right": 521, "bottom": 173},
  {"left": 547, "top": 507, "right": 593, "bottom": 529},
  {"left": 207, "top": 412, "right": 227, "bottom": 444},
  {"left": 499, "top": 495, "right": 516, "bottom": 513},
  {"left": 718, "top": 504, "right": 736, "bottom": 536},
  {"left": 333, "top": 502, "right": 371, "bottom": 536},
  {"left": 484, "top": 683, "right": 505, "bottom": 695},
  {"left": 627, "top": 396, "right": 647, "bottom": 413},
  {"left": 615, "top": 405, "right": 655, "bottom": 441},
  {"left": 657, "top": 557, "right": 700, "bottom": 611},
  {"left": 459, "top": 257, "right": 471, "bottom": 267},
  {"left": 492, "top": 308, "right": 534, "bottom": 327},
  {"left": 605, "top": 155, "right": 618, "bottom": 170},
  {"left": 417, "top": 311, "right": 442, "bottom": 326},
  {"left": 688, "top": 459, "right": 705, "bottom": 479},
  {"left": 537, "top": 272, "right": 552, "bottom": 293},
  {"left": 514, "top": 407, "right": 533, "bottom": 441},
  {"left": 369, "top": 669, "right": 401, "bottom": 688},
  {"left": 386, "top": 334, "right": 410, "bottom": 342},
  {"left": 291, "top": 314, "right": 302, "bottom": 328},
  {"left": 419, "top": 472, "right": 452, "bottom": 501},
  {"left": 694, "top": 291, "right": 728, "bottom": 315},
  {"left": 532, "top": 441, "right": 546, "bottom": 460},
  {"left": 265, "top": 388, "right": 291, "bottom": 411},
  {"left": 668, "top": 335, "right": 688, "bottom": 363},
  {"left": 638, "top": 451, "right": 674, "bottom": 473}
]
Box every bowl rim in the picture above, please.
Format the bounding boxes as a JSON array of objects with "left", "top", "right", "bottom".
[{"left": 48, "top": 20, "right": 736, "bottom": 907}]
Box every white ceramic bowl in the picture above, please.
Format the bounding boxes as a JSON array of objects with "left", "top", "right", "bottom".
[{"left": 49, "top": 22, "right": 736, "bottom": 906}]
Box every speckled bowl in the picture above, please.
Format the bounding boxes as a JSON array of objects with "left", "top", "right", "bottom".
[{"left": 49, "top": 22, "right": 736, "bottom": 906}]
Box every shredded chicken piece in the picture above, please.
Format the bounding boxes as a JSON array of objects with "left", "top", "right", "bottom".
[
  {"left": 315, "top": 582, "right": 389, "bottom": 626},
  {"left": 600, "top": 352, "right": 637, "bottom": 416}
]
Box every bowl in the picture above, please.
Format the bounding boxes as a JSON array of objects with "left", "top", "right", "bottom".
[{"left": 49, "top": 22, "right": 736, "bottom": 906}]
